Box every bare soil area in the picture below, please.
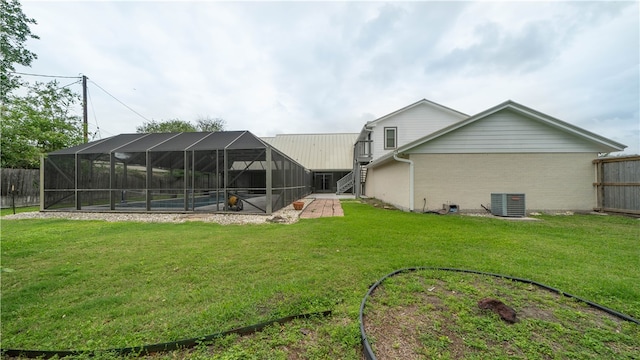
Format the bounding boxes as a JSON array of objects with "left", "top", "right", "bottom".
[{"left": 363, "top": 270, "right": 639, "bottom": 359}]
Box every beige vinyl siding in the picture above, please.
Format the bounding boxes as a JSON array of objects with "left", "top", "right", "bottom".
[
  {"left": 412, "top": 109, "right": 600, "bottom": 153},
  {"left": 411, "top": 153, "right": 597, "bottom": 212},
  {"left": 366, "top": 161, "right": 411, "bottom": 210},
  {"left": 371, "top": 103, "right": 467, "bottom": 160}
]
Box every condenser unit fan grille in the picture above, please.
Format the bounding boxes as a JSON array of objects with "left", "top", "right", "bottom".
[{"left": 491, "top": 193, "right": 526, "bottom": 217}]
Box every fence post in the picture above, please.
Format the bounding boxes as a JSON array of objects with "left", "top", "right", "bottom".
[
  {"left": 40, "top": 156, "right": 45, "bottom": 211},
  {"left": 593, "top": 159, "right": 603, "bottom": 211},
  {"left": 11, "top": 184, "right": 16, "bottom": 214}
]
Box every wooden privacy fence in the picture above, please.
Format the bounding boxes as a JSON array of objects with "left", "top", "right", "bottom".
[
  {"left": 593, "top": 155, "right": 640, "bottom": 215},
  {"left": 1, "top": 168, "right": 40, "bottom": 208}
]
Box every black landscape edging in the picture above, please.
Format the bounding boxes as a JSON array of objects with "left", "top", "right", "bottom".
[
  {"left": 359, "top": 267, "right": 639, "bottom": 360},
  {"left": 2, "top": 310, "right": 332, "bottom": 359}
]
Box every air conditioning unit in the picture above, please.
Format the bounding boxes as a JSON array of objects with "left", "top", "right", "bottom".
[{"left": 491, "top": 193, "right": 526, "bottom": 217}]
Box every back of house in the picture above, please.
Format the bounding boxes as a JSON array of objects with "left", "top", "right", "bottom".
[{"left": 351, "top": 99, "right": 626, "bottom": 214}]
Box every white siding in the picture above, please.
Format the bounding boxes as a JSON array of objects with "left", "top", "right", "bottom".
[
  {"left": 411, "top": 109, "right": 601, "bottom": 153},
  {"left": 370, "top": 103, "right": 467, "bottom": 160}
]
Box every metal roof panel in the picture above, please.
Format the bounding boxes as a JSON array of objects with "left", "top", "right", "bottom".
[{"left": 262, "top": 133, "right": 358, "bottom": 171}]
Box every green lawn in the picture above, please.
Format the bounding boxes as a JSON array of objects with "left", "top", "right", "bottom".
[
  {"left": 0, "top": 206, "right": 39, "bottom": 217},
  {"left": 1, "top": 201, "right": 638, "bottom": 358}
]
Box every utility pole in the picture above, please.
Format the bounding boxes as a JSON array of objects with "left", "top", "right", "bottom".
[{"left": 82, "top": 75, "right": 88, "bottom": 143}]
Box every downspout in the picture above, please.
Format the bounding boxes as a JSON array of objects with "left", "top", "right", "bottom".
[{"left": 393, "top": 151, "right": 414, "bottom": 212}]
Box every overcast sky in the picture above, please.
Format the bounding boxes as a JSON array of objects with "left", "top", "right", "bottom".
[{"left": 17, "top": 1, "right": 639, "bottom": 154}]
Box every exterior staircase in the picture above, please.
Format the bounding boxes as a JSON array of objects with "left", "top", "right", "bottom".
[
  {"left": 336, "top": 172, "right": 354, "bottom": 194},
  {"left": 336, "top": 166, "right": 368, "bottom": 195},
  {"left": 360, "top": 167, "right": 368, "bottom": 184}
]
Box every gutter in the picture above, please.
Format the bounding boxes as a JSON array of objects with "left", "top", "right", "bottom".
[{"left": 393, "top": 151, "right": 414, "bottom": 212}]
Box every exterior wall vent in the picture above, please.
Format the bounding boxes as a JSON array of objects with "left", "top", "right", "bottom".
[{"left": 491, "top": 193, "right": 526, "bottom": 217}]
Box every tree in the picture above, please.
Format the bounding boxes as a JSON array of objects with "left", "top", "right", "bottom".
[
  {"left": 0, "top": 81, "right": 83, "bottom": 168},
  {"left": 195, "top": 116, "right": 226, "bottom": 132},
  {"left": 136, "top": 119, "right": 197, "bottom": 133},
  {"left": 136, "top": 117, "right": 226, "bottom": 133},
  {"left": 0, "top": 0, "right": 39, "bottom": 102},
  {"left": 0, "top": 1, "right": 83, "bottom": 169}
]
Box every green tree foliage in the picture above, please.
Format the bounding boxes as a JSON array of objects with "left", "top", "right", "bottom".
[
  {"left": 1, "top": 81, "right": 83, "bottom": 168},
  {"left": 0, "top": 0, "right": 39, "bottom": 101},
  {"left": 0, "top": 0, "right": 83, "bottom": 169},
  {"left": 136, "top": 116, "right": 226, "bottom": 133},
  {"left": 135, "top": 119, "right": 197, "bottom": 133},
  {"left": 195, "top": 116, "right": 226, "bottom": 132}
]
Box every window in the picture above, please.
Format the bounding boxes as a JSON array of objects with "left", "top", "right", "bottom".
[{"left": 384, "top": 127, "right": 397, "bottom": 149}]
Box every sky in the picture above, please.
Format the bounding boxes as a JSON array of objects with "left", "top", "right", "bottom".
[{"left": 16, "top": 0, "right": 640, "bottom": 154}]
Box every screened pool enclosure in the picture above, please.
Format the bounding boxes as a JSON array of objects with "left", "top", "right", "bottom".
[{"left": 42, "top": 131, "right": 312, "bottom": 214}]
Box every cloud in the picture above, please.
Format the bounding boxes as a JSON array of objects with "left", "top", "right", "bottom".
[
  {"left": 427, "top": 1, "right": 632, "bottom": 76},
  {"left": 16, "top": 1, "right": 639, "bottom": 154},
  {"left": 427, "top": 20, "right": 562, "bottom": 74},
  {"left": 355, "top": 3, "right": 406, "bottom": 50}
]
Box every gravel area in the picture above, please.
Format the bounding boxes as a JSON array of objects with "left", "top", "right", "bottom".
[{"left": 2, "top": 199, "right": 315, "bottom": 225}]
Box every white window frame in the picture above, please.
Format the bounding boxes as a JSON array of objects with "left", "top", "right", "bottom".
[{"left": 384, "top": 127, "right": 397, "bottom": 150}]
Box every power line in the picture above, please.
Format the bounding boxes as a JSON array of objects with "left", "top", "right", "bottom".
[
  {"left": 88, "top": 79, "right": 151, "bottom": 122},
  {"left": 59, "top": 79, "right": 82, "bottom": 89},
  {"left": 10, "top": 71, "right": 151, "bottom": 132},
  {"left": 9, "top": 71, "right": 82, "bottom": 79},
  {"left": 87, "top": 85, "right": 101, "bottom": 140}
]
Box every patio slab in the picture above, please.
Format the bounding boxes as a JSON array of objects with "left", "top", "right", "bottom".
[{"left": 299, "top": 198, "right": 344, "bottom": 219}]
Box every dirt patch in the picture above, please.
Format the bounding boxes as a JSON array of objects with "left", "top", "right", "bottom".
[
  {"left": 359, "top": 198, "right": 398, "bottom": 210},
  {"left": 363, "top": 270, "right": 639, "bottom": 359}
]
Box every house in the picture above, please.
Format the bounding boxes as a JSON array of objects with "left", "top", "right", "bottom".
[
  {"left": 351, "top": 99, "right": 469, "bottom": 197},
  {"left": 350, "top": 99, "right": 626, "bottom": 213},
  {"left": 41, "top": 99, "right": 627, "bottom": 215},
  {"left": 262, "top": 133, "right": 358, "bottom": 193}
]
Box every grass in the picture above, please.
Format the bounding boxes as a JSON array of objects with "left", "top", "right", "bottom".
[
  {"left": 0, "top": 206, "right": 39, "bottom": 217},
  {"left": 1, "top": 200, "right": 639, "bottom": 358},
  {"left": 365, "top": 269, "right": 640, "bottom": 359}
]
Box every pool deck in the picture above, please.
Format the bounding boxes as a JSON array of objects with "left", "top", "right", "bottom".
[{"left": 55, "top": 193, "right": 354, "bottom": 218}]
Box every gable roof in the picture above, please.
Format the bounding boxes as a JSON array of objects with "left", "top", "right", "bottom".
[
  {"left": 369, "top": 100, "right": 627, "bottom": 167},
  {"left": 262, "top": 133, "right": 358, "bottom": 171},
  {"left": 357, "top": 98, "right": 469, "bottom": 141}
]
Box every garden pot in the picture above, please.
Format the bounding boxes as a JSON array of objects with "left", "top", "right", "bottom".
[{"left": 293, "top": 201, "right": 304, "bottom": 210}]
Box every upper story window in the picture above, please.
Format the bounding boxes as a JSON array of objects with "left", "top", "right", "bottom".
[{"left": 384, "top": 127, "right": 397, "bottom": 149}]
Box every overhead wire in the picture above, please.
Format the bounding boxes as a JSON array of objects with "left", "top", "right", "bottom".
[
  {"left": 58, "top": 79, "right": 81, "bottom": 89},
  {"left": 88, "top": 79, "right": 151, "bottom": 122},
  {"left": 10, "top": 71, "right": 151, "bottom": 135},
  {"left": 9, "top": 71, "right": 81, "bottom": 79},
  {"left": 86, "top": 85, "right": 101, "bottom": 140}
]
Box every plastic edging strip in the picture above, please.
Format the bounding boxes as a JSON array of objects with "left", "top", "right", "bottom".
[
  {"left": 359, "top": 267, "right": 639, "bottom": 360},
  {"left": 2, "top": 310, "right": 331, "bottom": 359}
]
